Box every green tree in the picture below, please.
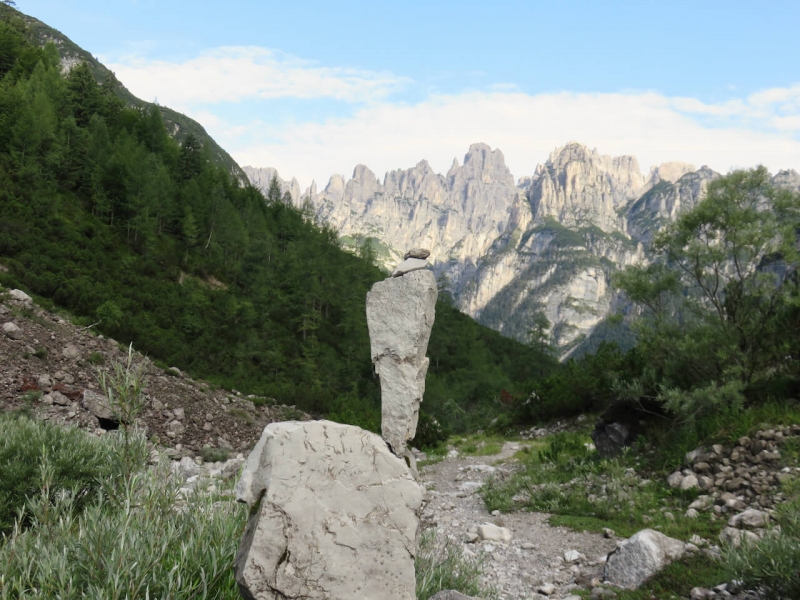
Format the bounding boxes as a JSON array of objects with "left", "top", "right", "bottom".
[{"left": 615, "top": 167, "right": 800, "bottom": 420}]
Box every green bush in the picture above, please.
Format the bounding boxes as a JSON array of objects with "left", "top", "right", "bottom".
[
  {"left": 0, "top": 412, "right": 111, "bottom": 534},
  {"left": 0, "top": 430, "right": 247, "bottom": 600},
  {"left": 200, "top": 446, "right": 231, "bottom": 463}
]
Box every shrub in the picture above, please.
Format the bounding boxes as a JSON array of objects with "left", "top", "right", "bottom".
[
  {"left": 0, "top": 412, "right": 111, "bottom": 534},
  {"left": 0, "top": 431, "right": 247, "bottom": 599},
  {"left": 201, "top": 446, "right": 231, "bottom": 463}
]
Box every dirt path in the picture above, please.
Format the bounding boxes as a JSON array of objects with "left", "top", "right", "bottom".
[{"left": 420, "top": 442, "right": 618, "bottom": 600}]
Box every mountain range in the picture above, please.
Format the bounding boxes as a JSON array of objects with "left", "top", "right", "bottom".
[{"left": 245, "top": 145, "right": 800, "bottom": 356}]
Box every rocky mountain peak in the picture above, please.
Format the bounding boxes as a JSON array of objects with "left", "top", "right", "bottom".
[
  {"left": 529, "top": 142, "right": 645, "bottom": 232},
  {"left": 648, "top": 161, "right": 696, "bottom": 186},
  {"left": 456, "top": 143, "right": 515, "bottom": 186}
]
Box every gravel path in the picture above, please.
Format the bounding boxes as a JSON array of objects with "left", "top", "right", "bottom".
[{"left": 420, "top": 442, "right": 618, "bottom": 600}]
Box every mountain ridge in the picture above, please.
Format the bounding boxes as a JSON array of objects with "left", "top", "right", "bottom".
[
  {"left": 1, "top": 4, "right": 247, "bottom": 183},
  {"left": 246, "top": 144, "right": 800, "bottom": 356}
]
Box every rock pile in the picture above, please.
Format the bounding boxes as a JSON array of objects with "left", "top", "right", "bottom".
[
  {"left": 665, "top": 426, "right": 800, "bottom": 544},
  {"left": 0, "top": 287, "right": 308, "bottom": 463}
]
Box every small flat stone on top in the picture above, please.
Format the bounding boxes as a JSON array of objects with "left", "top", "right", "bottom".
[
  {"left": 404, "top": 248, "right": 431, "bottom": 260},
  {"left": 392, "top": 257, "right": 428, "bottom": 277}
]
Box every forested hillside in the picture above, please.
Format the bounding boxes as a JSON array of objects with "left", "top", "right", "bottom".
[{"left": 0, "top": 10, "right": 556, "bottom": 439}]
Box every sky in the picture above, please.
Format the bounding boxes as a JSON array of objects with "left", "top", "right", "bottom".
[{"left": 18, "top": 0, "right": 800, "bottom": 189}]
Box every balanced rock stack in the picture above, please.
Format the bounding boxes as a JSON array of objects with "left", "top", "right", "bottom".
[
  {"left": 234, "top": 250, "right": 436, "bottom": 600},
  {"left": 368, "top": 248, "right": 437, "bottom": 455}
]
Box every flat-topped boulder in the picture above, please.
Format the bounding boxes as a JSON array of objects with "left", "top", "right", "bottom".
[{"left": 234, "top": 420, "right": 423, "bottom": 600}]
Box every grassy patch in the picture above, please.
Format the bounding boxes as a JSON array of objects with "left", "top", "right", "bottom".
[
  {"left": 450, "top": 433, "right": 514, "bottom": 458},
  {"left": 415, "top": 529, "right": 497, "bottom": 600},
  {"left": 229, "top": 408, "right": 254, "bottom": 426},
  {"left": 200, "top": 446, "right": 231, "bottom": 463},
  {"left": 481, "top": 431, "right": 722, "bottom": 540},
  {"left": 724, "top": 477, "right": 800, "bottom": 598},
  {"left": 609, "top": 553, "right": 728, "bottom": 600}
]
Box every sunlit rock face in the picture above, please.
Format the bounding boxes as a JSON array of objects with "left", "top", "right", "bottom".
[{"left": 249, "top": 144, "right": 784, "bottom": 356}]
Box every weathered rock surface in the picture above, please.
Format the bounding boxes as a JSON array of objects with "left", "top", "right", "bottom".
[
  {"left": 234, "top": 420, "right": 422, "bottom": 600},
  {"left": 604, "top": 529, "right": 685, "bottom": 589},
  {"left": 3, "top": 322, "right": 22, "bottom": 340},
  {"left": 366, "top": 269, "right": 437, "bottom": 454}
]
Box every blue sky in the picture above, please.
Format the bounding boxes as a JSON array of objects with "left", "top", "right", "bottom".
[{"left": 19, "top": 0, "right": 800, "bottom": 188}]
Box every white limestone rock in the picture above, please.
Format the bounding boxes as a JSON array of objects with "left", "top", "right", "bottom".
[
  {"left": 604, "top": 529, "right": 685, "bottom": 589},
  {"left": 392, "top": 257, "right": 429, "bottom": 277},
  {"left": 8, "top": 289, "right": 32, "bottom": 304},
  {"left": 477, "top": 523, "right": 512, "bottom": 542},
  {"left": 3, "top": 322, "right": 22, "bottom": 340},
  {"left": 366, "top": 270, "right": 437, "bottom": 455},
  {"left": 234, "top": 421, "right": 422, "bottom": 600},
  {"left": 83, "top": 389, "right": 115, "bottom": 422}
]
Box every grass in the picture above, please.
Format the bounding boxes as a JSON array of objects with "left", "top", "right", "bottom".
[
  {"left": 481, "top": 431, "right": 720, "bottom": 540},
  {"left": 723, "top": 477, "right": 800, "bottom": 598},
  {"left": 201, "top": 446, "right": 231, "bottom": 463},
  {"left": 229, "top": 408, "right": 254, "bottom": 426},
  {"left": 87, "top": 351, "right": 105, "bottom": 365},
  {"left": 595, "top": 553, "right": 729, "bottom": 600},
  {"left": 415, "top": 529, "right": 497, "bottom": 600}
]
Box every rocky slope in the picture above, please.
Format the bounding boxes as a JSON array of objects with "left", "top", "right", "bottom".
[
  {"left": 246, "top": 144, "right": 799, "bottom": 356},
  {"left": 0, "top": 286, "right": 307, "bottom": 462}
]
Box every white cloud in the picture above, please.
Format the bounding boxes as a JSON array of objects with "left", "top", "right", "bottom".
[
  {"left": 105, "top": 45, "right": 800, "bottom": 189},
  {"left": 105, "top": 46, "right": 409, "bottom": 107},
  {"left": 225, "top": 89, "right": 800, "bottom": 188}
]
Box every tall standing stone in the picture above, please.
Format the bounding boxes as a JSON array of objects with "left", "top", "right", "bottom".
[
  {"left": 366, "top": 268, "right": 437, "bottom": 455},
  {"left": 234, "top": 421, "right": 422, "bottom": 600}
]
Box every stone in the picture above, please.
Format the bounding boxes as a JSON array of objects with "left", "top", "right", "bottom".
[
  {"left": 83, "top": 389, "right": 116, "bottom": 422},
  {"left": 8, "top": 289, "right": 32, "bottom": 303},
  {"left": 564, "top": 549, "right": 581, "bottom": 563},
  {"left": 391, "top": 257, "right": 429, "bottom": 277},
  {"left": 688, "top": 495, "right": 713, "bottom": 511},
  {"left": 477, "top": 523, "right": 512, "bottom": 542},
  {"left": 728, "top": 509, "right": 769, "bottom": 529},
  {"left": 591, "top": 421, "right": 632, "bottom": 458},
  {"left": 680, "top": 474, "right": 699, "bottom": 490},
  {"left": 429, "top": 592, "right": 484, "bottom": 600},
  {"left": 719, "top": 526, "right": 759, "bottom": 548},
  {"left": 234, "top": 421, "right": 422, "bottom": 600},
  {"left": 37, "top": 374, "right": 54, "bottom": 391},
  {"left": 366, "top": 270, "right": 437, "bottom": 454},
  {"left": 178, "top": 456, "right": 201, "bottom": 479},
  {"left": 3, "top": 322, "right": 22, "bottom": 340},
  {"left": 404, "top": 248, "right": 431, "bottom": 260},
  {"left": 51, "top": 391, "right": 70, "bottom": 406},
  {"left": 537, "top": 583, "right": 556, "bottom": 595},
  {"left": 667, "top": 471, "right": 684, "bottom": 488},
  {"left": 62, "top": 344, "right": 81, "bottom": 359},
  {"left": 221, "top": 457, "right": 245, "bottom": 479},
  {"left": 604, "top": 529, "right": 685, "bottom": 589},
  {"left": 173, "top": 407, "right": 185, "bottom": 420}
]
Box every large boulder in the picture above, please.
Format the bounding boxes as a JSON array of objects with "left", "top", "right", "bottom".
[
  {"left": 235, "top": 421, "right": 422, "bottom": 600},
  {"left": 604, "top": 529, "right": 685, "bottom": 589},
  {"left": 366, "top": 269, "right": 437, "bottom": 455}
]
